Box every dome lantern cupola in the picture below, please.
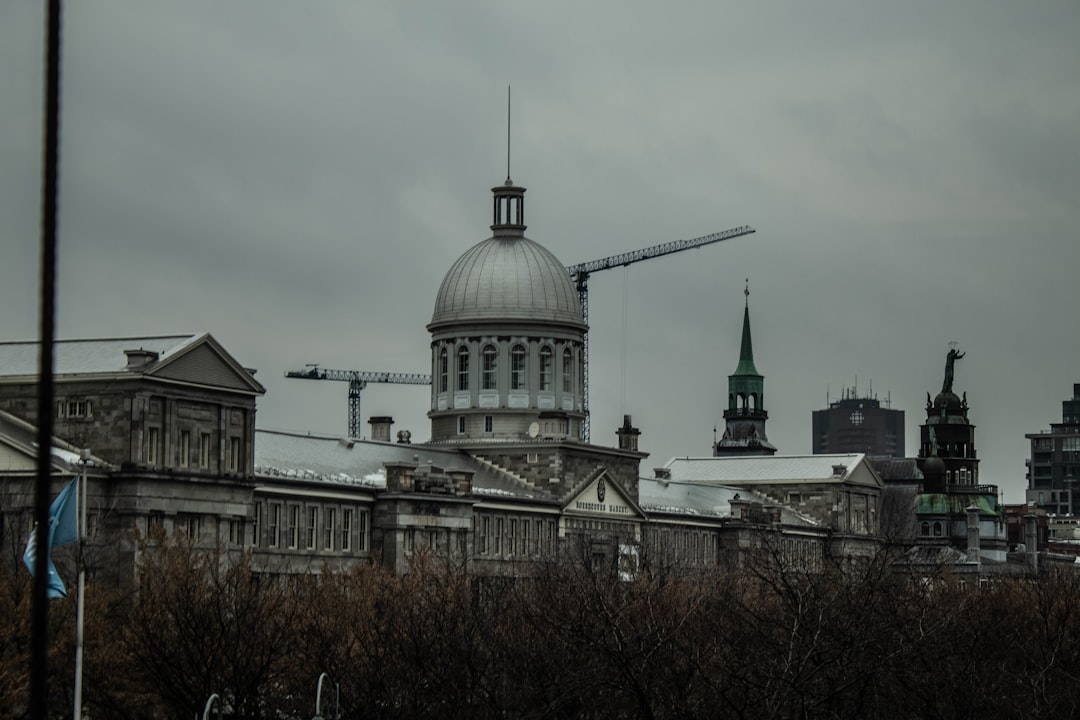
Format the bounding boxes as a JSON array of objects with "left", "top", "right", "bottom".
[{"left": 492, "top": 178, "right": 526, "bottom": 236}]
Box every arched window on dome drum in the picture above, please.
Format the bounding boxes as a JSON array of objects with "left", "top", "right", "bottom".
[
  {"left": 562, "top": 348, "right": 572, "bottom": 393},
  {"left": 439, "top": 349, "right": 448, "bottom": 393},
  {"left": 457, "top": 346, "right": 470, "bottom": 391},
  {"left": 511, "top": 345, "right": 527, "bottom": 390},
  {"left": 539, "top": 347, "right": 553, "bottom": 391},
  {"left": 482, "top": 345, "right": 497, "bottom": 390}
]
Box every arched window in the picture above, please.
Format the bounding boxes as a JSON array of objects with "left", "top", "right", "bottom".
[
  {"left": 562, "top": 348, "right": 573, "bottom": 393},
  {"left": 511, "top": 345, "right": 527, "bottom": 390},
  {"left": 539, "top": 346, "right": 553, "bottom": 391},
  {"left": 921, "top": 522, "right": 930, "bottom": 536},
  {"left": 457, "top": 346, "right": 469, "bottom": 391},
  {"left": 482, "top": 345, "right": 497, "bottom": 390},
  {"left": 933, "top": 522, "right": 943, "bottom": 537},
  {"left": 439, "top": 348, "right": 448, "bottom": 393}
]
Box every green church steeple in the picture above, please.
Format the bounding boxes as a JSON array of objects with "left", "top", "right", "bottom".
[
  {"left": 733, "top": 284, "right": 760, "bottom": 377},
  {"left": 715, "top": 281, "right": 776, "bottom": 456}
]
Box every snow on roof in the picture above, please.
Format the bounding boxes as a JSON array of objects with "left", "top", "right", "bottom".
[
  {"left": 253, "top": 429, "right": 532, "bottom": 496},
  {"left": 662, "top": 453, "right": 870, "bottom": 484},
  {"left": 0, "top": 334, "right": 201, "bottom": 376},
  {"left": 639, "top": 477, "right": 820, "bottom": 526}
]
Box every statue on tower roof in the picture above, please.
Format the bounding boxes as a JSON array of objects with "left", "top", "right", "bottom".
[{"left": 942, "top": 347, "right": 965, "bottom": 395}]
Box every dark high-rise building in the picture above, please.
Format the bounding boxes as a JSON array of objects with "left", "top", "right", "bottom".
[
  {"left": 1025, "top": 384, "right": 1080, "bottom": 516},
  {"left": 812, "top": 386, "right": 904, "bottom": 457}
]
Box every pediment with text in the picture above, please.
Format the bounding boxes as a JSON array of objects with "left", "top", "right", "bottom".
[{"left": 564, "top": 471, "right": 644, "bottom": 519}]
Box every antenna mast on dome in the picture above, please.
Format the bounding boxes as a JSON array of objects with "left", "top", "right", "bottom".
[{"left": 506, "top": 85, "right": 512, "bottom": 183}]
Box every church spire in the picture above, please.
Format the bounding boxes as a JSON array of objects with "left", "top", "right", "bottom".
[
  {"left": 734, "top": 280, "right": 760, "bottom": 377},
  {"left": 715, "top": 281, "right": 776, "bottom": 456}
]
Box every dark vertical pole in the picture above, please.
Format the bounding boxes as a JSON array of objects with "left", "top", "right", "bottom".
[{"left": 31, "top": 0, "right": 62, "bottom": 717}]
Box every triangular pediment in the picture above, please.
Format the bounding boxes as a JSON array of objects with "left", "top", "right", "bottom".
[
  {"left": 0, "top": 435, "right": 39, "bottom": 472},
  {"left": 563, "top": 470, "right": 644, "bottom": 519},
  {"left": 149, "top": 334, "right": 265, "bottom": 395}
]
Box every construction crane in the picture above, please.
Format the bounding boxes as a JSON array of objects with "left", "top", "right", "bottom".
[
  {"left": 567, "top": 225, "right": 756, "bottom": 441},
  {"left": 284, "top": 365, "right": 431, "bottom": 439}
]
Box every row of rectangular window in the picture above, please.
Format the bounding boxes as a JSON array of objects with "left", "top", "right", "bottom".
[
  {"left": 260, "top": 503, "right": 368, "bottom": 553},
  {"left": 476, "top": 515, "right": 558, "bottom": 557},
  {"left": 439, "top": 345, "right": 575, "bottom": 393},
  {"left": 146, "top": 428, "right": 242, "bottom": 472}
]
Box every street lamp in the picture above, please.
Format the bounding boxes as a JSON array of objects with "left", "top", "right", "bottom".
[
  {"left": 313, "top": 672, "right": 339, "bottom": 720},
  {"left": 202, "top": 693, "right": 222, "bottom": 720}
]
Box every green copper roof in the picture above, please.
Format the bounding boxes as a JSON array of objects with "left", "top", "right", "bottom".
[
  {"left": 733, "top": 304, "right": 760, "bottom": 377},
  {"left": 917, "top": 493, "right": 999, "bottom": 517}
]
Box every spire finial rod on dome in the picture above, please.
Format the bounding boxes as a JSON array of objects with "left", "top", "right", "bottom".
[
  {"left": 744, "top": 278, "right": 749, "bottom": 307},
  {"left": 506, "top": 85, "right": 512, "bottom": 184}
]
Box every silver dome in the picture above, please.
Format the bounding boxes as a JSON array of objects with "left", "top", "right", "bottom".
[{"left": 430, "top": 235, "right": 585, "bottom": 328}]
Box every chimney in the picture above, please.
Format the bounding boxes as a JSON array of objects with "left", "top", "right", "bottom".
[
  {"left": 369, "top": 416, "right": 394, "bottom": 443},
  {"left": 125, "top": 348, "right": 159, "bottom": 370},
  {"left": 616, "top": 415, "right": 640, "bottom": 452},
  {"left": 396, "top": 429, "right": 413, "bottom": 444}
]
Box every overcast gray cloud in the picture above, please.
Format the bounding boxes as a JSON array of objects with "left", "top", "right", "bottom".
[{"left": 2, "top": 1, "right": 1078, "bottom": 502}]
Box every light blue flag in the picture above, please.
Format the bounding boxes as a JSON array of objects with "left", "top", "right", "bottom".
[{"left": 23, "top": 477, "right": 79, "bottom": 599}]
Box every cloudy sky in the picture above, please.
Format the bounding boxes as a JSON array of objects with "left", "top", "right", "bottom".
[{"left": 3, "top": 2, "right": 1078, "bottom": 502}]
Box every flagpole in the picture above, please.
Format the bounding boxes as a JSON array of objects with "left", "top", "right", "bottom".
[{"left": 73, "top": 448, "right": 89, "bottom": 720}]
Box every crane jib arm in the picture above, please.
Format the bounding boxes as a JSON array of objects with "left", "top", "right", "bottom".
[
  {"left": 285, "top": 368, "right": 432, "bottom": 385},
  {"left": 566, "top": 225, "right": 755, "bottom": 280}
]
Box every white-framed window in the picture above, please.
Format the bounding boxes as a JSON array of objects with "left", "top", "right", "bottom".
[
  {"left": 146, "top": 427, "right": 160, "bottom": 466},
  {"left": 479, "top": 516, "right": 489, "bottom": 555},
  {"left": 179, "top": 514, "right": 199, "bottom": 540},
  {"left": 269, "top": 504, "right": 280, "bottom": 548},
  {"left": 252, "top": 504, "right": 261, "bottom": 547},
  {"left": 229, "top": 518, "right": 243, "bottom": 546},
  {"left": 228, "top": 437, "right": 241, "bottom": 473},
  {"left": 508, "top": 519, "right": 517, "bottom": 556},
  {"left": 482, "top": 344, "right": 498, "bottom": 390},
  {"left": 495, "top": 517, "right": 504, "bottom": 555},
  {"left": 342, "top": 509, "right": 353, "bottom": 551},
  {"left": 287, "top": 505, "right": 299, "bottom": 549},
  {"left": 457, "top": 346, "right": 470, "bottom": 391},
  {"left": 56, "top": 398, "right": 93, "bottom": 418},
  {"left": 306, "top": 507, "right": 318, "bottom": 549},
  {"left": 439, "top": 348, "right": 448, "bottom": 393},
  {"left": 357, "top": 510, "right": 368, "bottom": 552},
  {"left": 539, "top": 346, "right": 553, "bottom": 391},
  {"left": 199, "top": 433, "right": 211, "bottom": 469},
  {"left": 324, "top": 507, "right": 336, "bottom": 551},
  {"left": 179, "top": 431, "right": 191, "bottom": 468},
  {"left": 511, "top": 345, "right": 527, "bottom": 390},
  {"left": 562, "top": 348, "right": 573, "bottom": 393}
]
